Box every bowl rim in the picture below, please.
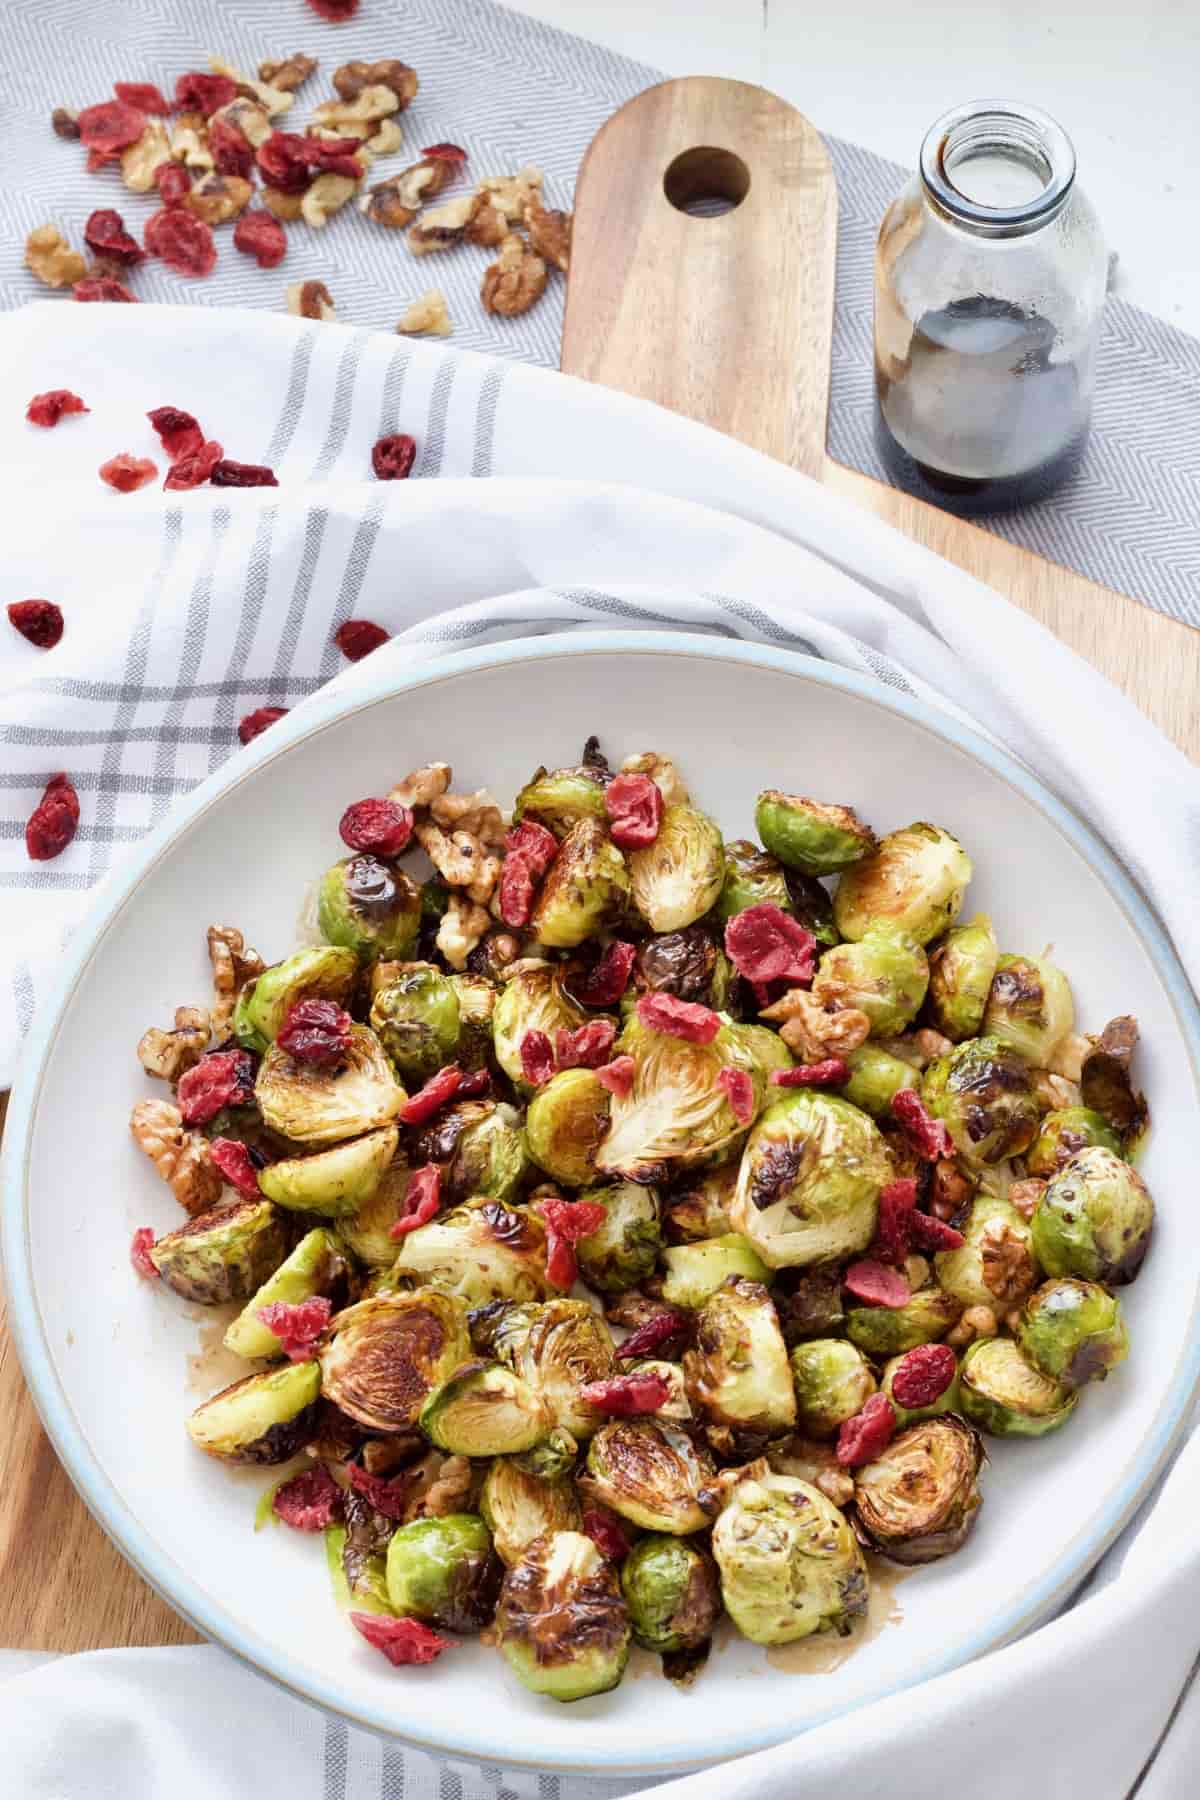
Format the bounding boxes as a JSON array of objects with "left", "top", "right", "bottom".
[{"left": 4, "top": 628, "right": 1199, "bottom": 1774}]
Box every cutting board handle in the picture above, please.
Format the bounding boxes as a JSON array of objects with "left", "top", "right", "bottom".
[{"left": 561, "top": 76, "right": 838, "bottom": 479}]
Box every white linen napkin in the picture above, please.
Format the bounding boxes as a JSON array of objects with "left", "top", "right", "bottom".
[{"left": 1, "top": 300, "right": 1198, "bottom": 1797}]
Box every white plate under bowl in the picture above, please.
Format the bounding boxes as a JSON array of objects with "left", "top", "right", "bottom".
[{"left": 5, "top": 633, "right": 1199, "bottom": 1776}]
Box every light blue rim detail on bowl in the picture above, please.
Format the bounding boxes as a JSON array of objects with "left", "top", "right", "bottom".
[{"left": 4, "top": 630, "right": 1200, "bottom": 1775}]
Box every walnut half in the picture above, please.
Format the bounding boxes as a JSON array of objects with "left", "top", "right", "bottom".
[
  {"left": 25, "top": 225, "right": 86, "bottom": 289},
  {"left": 287, "top": 279, "right": 337, "bottom": 321},
  {"left": 481, "top": 233, "right": 547, "bottom": 318},
  {"left": 396, "top": 288, "right": 452, "bottom": 337},
  {"left": 130, "top": 1098, "right": 223, "bottom": 1216},
  {"left": 138, "top": 1006, "right": 211, "bottom": 1082}
]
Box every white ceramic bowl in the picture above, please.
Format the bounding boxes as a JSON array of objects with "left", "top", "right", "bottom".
[{"left": 5, "top": 633, "right": 1199, "bottom": 1777}]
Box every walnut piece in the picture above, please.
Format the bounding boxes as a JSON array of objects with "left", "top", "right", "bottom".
[
  {"left": 619, "top": 751, "right": 690, "bottom": 807},
  {"left": 1046, "top": 1031, "right": 1091, "bottom": 1084},
  {"left": 408, "top": 193, "right": 477, "bottom": 256},
  {"left": 121, "top": 119, "right": 172, "bottom": 192},
  {"left": 130, "top": 1098, "right": 223, "bottom": 1216},
  {"left": 185, "top": 173, "right": 253, "bottom": 225},
  {"left": 313, "top": 85, "right": 400, "bottom": 132},
  {"left": 903, "top": 1253, "right": 931, "bottom": 1291},
  {"left": 360, "top": 159, "right": 445, "bottom": 228},
  {"left": 417, "top": 1452, "right": 473, "bottom": 1518},
  {"left": 170, "top": 118, "right": 214, "bottom": 173},
  {"left": 465, "top": 200, "right": 506, "bottom": 249},
  {"left": 287, "top": 279, "right": 337, "bottom": 320},
  {"left": 929, "top": 1156, "right": 974, "bottom": 1221},
  {"left": 212, "top": 96, "right": 272, "bottom": 149},
  {"left": 946, "top": 1304, "right": 998, "bottom": 1349},
  {"left": 396, "top": 288, "right": 452, "bottom": 337},
  {"left": 208, "top": 57, "right": 293, "bottom": 118},
  {"left": 477, "top": 167, "right": 543, "bottom": 224},
  {"left": 363, "top": 117, "right": 403, "bottom": 159},
  {"left": 301, "top": 172, "right": 359, "bottom": 228},
  {"left": 1009, "top": 1177, "right": 1047, "bottom": 1221},
  {"left": 25, "top": 225, "right": 86, "bottom": 290},
  {"left": 481, "top": 232, "right": 547, "bottom": 318},
  {"left": 390, "top": 762, "right": 451, "bottom": 809},
  {"left": 333, "top": 60, "right": 419, "bottom": 107},
  {"left": 437, "top": 894, "right": 491, "bottom": 970},
  {"left": 51, "top": 106, "right": 80, "bottom": 140},
  {"left": 429, "top": 788, "right": 505, "bottom": 846},
  {"left": 416, "top": 820, "right": 500, "bottom": 904},
  {"left": 911, "top": 1027, "right": 954, "bottom": 1065},
  {"left": 980, "top": 1217, "right": 1036, "bottom": 1304},
  {"left": 1032, "top": 1070, "right": 1081, "bottom": 1111},
  {"left": 759, "top": 988, "right": 870, "bottom": 1061},
  {"left": 138, "top": 1006, "right": 212, "bottom": 1082},
  {"left": 258, "top": 53, "right": 318, "bottom": 93},
  {"left": 262, "top": 186, "right": 305, "bottom": 223},
  {"left": 207, "top": 924, "right": 264, "bottom": 1032},
  {"left": 524, "top": 194, "right": 571, "bottom": 272},
  {"left": 766, "top": 1437, "right": 853, "bottom": 1509}
]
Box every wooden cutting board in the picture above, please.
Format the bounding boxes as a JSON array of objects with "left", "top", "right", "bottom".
[{"left": 0, "top": 74, "right": 1197, "bottom": 1660}]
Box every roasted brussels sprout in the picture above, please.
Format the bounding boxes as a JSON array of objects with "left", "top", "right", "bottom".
[
  {"left": 498, "top": 1297, "right": 616, "bottom": 1439},
  {"left": 841, "top": 1043, "right": 919, "bottom": 1117},
  {"left": 186, "top": 1359, "right": 321, "bottom": 1464},
  {"left": 958, "top": 1336, "right": 1077, "bottom": 1437},
  {"left": 927, "top": 914, "right": 998, "bottom": 1043},
  {"left": 256, "top": 1025, "right": 405, "bottom": 1144},
  {"left": 684, "top": 1276, "right": 796, "bottom": 1433},
  {"left": 921, "top": 1035, "right": 1039, "bottom": 1167},
  {"left": 513, "top": 764, "right": 608, "bottom": 838},
  {"left": 833, "top": 822, "right": 972, "bottom": 946},
  {"left": 755, "top": 793, "right": 876, "bottom": 876},
  {"left": 1080, "top": 1016, "right": 1148, "bottom": 1144},
  {"left": 595, "top": 1015, "right": 765, "bottom": 1183},
  {"left": 479, "top": 1458, "right": 583, "bottom": 1566},
  {"left": 730, "top": 1090, "right": 890, "bottom": 1269},
  {"left": 496, "top": 1530, "right": 631, "bottom": 1701},
  {"left": 880, "top": 1350, "right": 961, "bottom": 1427},
  {"left": 934, "top": 1193, "right": 1038, "bottom": 1310},
  {"left": 662, "top": 1166, "right": 737, "bottom": 1243},
  {"left": 319, "top": 1290, "right": 471, "bottom": 1430},
  {"left": 1018, "top": 1278, "right": 1130, "bottom": 1388},
  {"left": 415, "top": 1099, "right": 529, "bottom": 1207},
  {"left": 851, "top": 1416, "right": 983, "bottom": 1564},
  {"left": 846, "top": 1284, "right": 962, "bottom": 1356},
  {"left": 811, "top": 925, "right": 929, "bottom": 1036},
  {"left": 149, "top": 1198, "right": 287, "bottom": 1304},
  {"left": 317, "top": 855, "right": 422, "bottom": 962},
  {"left": 386, "top": 1514, "right": 502, "bottom": 1632},
  {"left": 660, "top": 1234, "right": 770, "bottom": 1308},
  {"left": 784, "top": 868, "right": 839, "bottom": 949},
  {"left": 337, "top": 1151, "right": 415, "bottom": 1267},
  {"left": 530, "top": 817, "right": 631, "bottom": 948},
  {"left": 738, "top": 1022, "right": 796, "bottom": 1079},
  {"left": 712, "top": 1473, "right": 868, "bottom": 1644},
  {"left": 225, "top": 1226, "right": 346, "bottom": 1359},
  {"left": 791, "top": 1339, "right": 876, "bottom": 1438},
  {"left": 584, "top": 1417, "right": 714, "bottom": 1533},
  {"left": 715, "top": 839, "right": 793, "bottom": 923},
  {"left": 982, "top": 954, "right": 1075, "bottom": 1066},
  {"left": 392, "top": 1200, "right": 551, "bottom": 1306},
  {"left": 513, "top": 1425, "right": 580, "bottom": 1479},
  {"left": 773, "top": 1265, "right": 846, "bottom": 1345},
  {"left": 259, "top": 1125, "right": 399, "bottom": 1218},
  {"left": 492, "top": 964, "right": 585, "bottom": 1094},
  {"left": 526, "top": 1069, "right": 611, "bottom": 1187},
  {"left": 621, "top": 1535, "right": 721, "bottom": 1653},
  {"left": 1032, "top": 1147, "right": 1153, "bottom": 1286},
  {"left": 235, "top": 945, "right": 358, "bottom": 1051},
  {"left": 421, "top": 1360, "right": 549, "bottom": 1455},
  {"left": 627, "top": 803, "right": 724, "bottom": 933},
  {"left": 575, "top": 1183, "right": 662, "bottom": 1293},
  {"left": 1025, "top": 1106, "right": 1123, "bottom": 1179},
  {"left": 447, "top": 972, "right": 496, "bottom": 1070},
  {"left": 369, "top": 964, "right": 461, "bottom": 1083},
  {"left": 633, "top": 926, "right": 733, "bottom": 1011},
  {"left": 336, "top": 1489, "right": 394, "bottom": 1612}
]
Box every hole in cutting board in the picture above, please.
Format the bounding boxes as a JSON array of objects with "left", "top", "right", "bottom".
[{"left": 663, "top": 146, "right": 750, "bottom": 217}]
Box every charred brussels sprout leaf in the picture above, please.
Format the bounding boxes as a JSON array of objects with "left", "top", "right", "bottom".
[
  {"left": 480, "top": 1458, "right": 583, "bottom": 1566},
  {"left": 392, "top": 1200, "right": 551, "bottom": 1306},
  {"left": 525, "top": 1068, "right": 611, "bottom": 1187},
  {"left": 958, "top": 1336, "right": 1077, "bottom": 1438},
  {"left": 238, "top": 945, "right": 358, "bottom": 1049},
  {"left": 662, "top": 1166, "right": 737, "bottom": 1243},
  {"left": 846, "top": 1285, "right": 962, "bottom": 1356},
  {"left": 715, "top": 839, "right": 793, "bottom": 924},
  {"left": 660, "top": 1234, "right": 771, "bottom": 1307},
  {"left": 513, "top": 1425, "right": 581, "bottom": 1479},
  {"left": 595, "top": 1015, "right": 765, "bottom": 1183},
  {"left": 531, "top": 817, "right": 631, "bottom": 948},
  {"left": 927, "top": 914, "right": 999, "bottom": 1043},
  {"left": 934, "top": 1193, "right": 1038, "bottom": 1310},
  {"left": 1080, "top": 1017, "right": 1148, "bottom": 1144},
  {"left": 851, "top": 1416, "right": 983, "bottom": 1564},
  {"left": 317, "top": 855, "right": 421, "bottom": 963},
  {"left": 438, "top": 1101, "right": 529, "bottom": 1206},
  {"left": 225, "top": 1226, "right": 346, "bottom": 1358},
  {"left": 982, "top": 954, "right": 1075, "bottom": 1066},
  {"left": 256, "top": 1024, "right": 405, "bottom": 1145},
  {"left": 730, "top": 1090, "right": 889, "bottom": 1269},
  {"left": 784, "top": 868, "right": 839, "bottom": 948},
  {"left": 791, "top": 1338, "right": 877, "bottom": 1438},
  {"left": 621, "top": 1535, "right": 721, "bottom": 1653},
  {"left": 498, "top": 1298, "right": 616, "bottom": 1439},
  {"left": 841, "top": 1043, "right": 919, "bottom": 1117},
  {"left": 634, "top": 926, "right": 732, "bottom": 1011},
  {"left": 628, "top": 804, "right": 724, "bottom": 934},
  {"left": 496, "top": 1530, "right": 631, "bottom": 1701},
  {"left": 318, "top": 1289, "right": 470, "bottom": 1431},
  {"left": 1025, "top": 1107, "right": 1123, "bottom": 1179},
  {"left": 447, "top": 972, "right": 496, "bottom": 1070},
  {"left": 259, "top": 1125, "right": 399, "bottom": 1219},
  {"left": 584, "top": 1417, "right": 715, "bottom": 1533},
  {"left": 575, "top": 1182, "right": 662, "bottom": 1293},
  {"left": 920, "top": 1035, "right": 1039, "bottom": 1167},
  {"left": 1018, "top": 1278, "right": 1130, "bottom": 1388},
  {"left": 329, "top": 1501, "right": 392, "bottom": 1615},
  {"left": 513, "top": 765, "right": 609, "bottom": 839},
  {"left": 1032, "top": 1147, "right": 1153, "bottom": 1285},
  {"left": 811, "top": 924, "right": 929, "bottom": 1036},
  {"left": 773, "top": 1265, "right": 846, "bottom": 1345},
  {"left": 833, "top": 822, "right": 972, "bottom": 946},
  {"left": 755, "top": 793, "right": 876, "bottom": 877},
  {"left": 420, "top": 1360, "right": 549, "bottom": 1455},
  {"left": 369, "top": 964, "right": 461, "bottom": 1083},
  {"left": 492, "top": 964, "right": 586, "bottom": 1094},
  {"left": 385, "top": 1514, "right": 502, "bottom": 1633},
  {"left": 712, "top": 1473, "right": 868, "bottom": 1644},
  {"left": 150, "top": 1198, "right": 287, "bottom": 1304},
  {"left": 187, "top": 1360, "right": 321, "bottom": 1464},
  {"left": 684, "top": 1276, "right": 796, "bottom": 1433}
]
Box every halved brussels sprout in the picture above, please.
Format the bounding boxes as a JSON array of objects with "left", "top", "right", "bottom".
[
  {"left": 921, "top": 1035, "right": 1039, "bottom": 1167},
  {"left": 337, "top": 1150, "right": 415, "bottom": 1267},
  {"left": 530, "top": 817, "right": 631, "bottom": 949},
  {"left": 660, "top": 1233, "right": 771, "bottom": 1308},
  {"left": 596, "top": 1015, "right": 766, "bottom": 1184},
  {"left": 811, "top": 925, "right": 929, "bottom": 1036},
  {"left": 791, "top": 1338, "right": 876, "bottom": 1438},
  {"left": 633, "top": 926, "right": 733, "bottom": 1011},
  {"left": 1025, "top": 1106, "right": 1124, "bottom": 1179},
  {"left": 880, "top": 1350, "right": 961, "bottom": 1428},
  {"left": 841, "top": 1043, "right": 919, "bottom": 1117},
  {"left": 584, "top": 1417, "right": 715, "bottom": 1533},
  {"left": 496, "top": 1530, "right": 631, "bottom": 1701},
  {"left": 851, "top": 1416, "right": 983, "bottom": 1564},
  {"left": 186, "top": 1359, "right": 321, "bottom": 1464},
  {"left": 934, "top": 1193, "right": 1038, "bottom": 1310},
  {"left": 1018, "top": 1278, "right": 1130, "bottom": 1388},
  {"left": 846, "top": 1284, "right": 962, "bottom": 1356},
  {"left": 225, "top": 1227, "right": 346, "bottom": 1359},
  {"left": 513, "top": 1425, "right": 580, "bottom": 1479},
  {"left": 149, "top": 1198, "right": 287, "bottom": 1304},
  {"left": 739, "top": 1021, "right": 796, "bottom": 1080},
  {"left": 256, "top": 1025, "right": 405, "bottom": 1145},
  {"left": 420, "top": 1360, "right": 549, "bottom": 1455},
  {"left": 755, "top": 793, "right": 876, "bottom": 877},
  {"left": 525, "top": 1069, "right": 611, "bottom": 1188},
  {"left": 715, "top": 839, "right": 793, "bottom": 924},
  {"left": 684, "top": 1276, "right": 796, "bottom": 1433},
  {"left": 927, "top": 914, "right": 999, "bottom": 1043},
  {"left": 386, "top": 1514, "right": 502, "bottom": 1633},
  {"left": 513, "top": 764, "right": 609, "bottom": 838},
  {"left": 621, "top": 1535, "right": 721, "bottom": 1653},
  {"left": 318, "top": 1289, "right": 470, "bottom": 1430},
  {"left": 834, "top": 823, "right": 972, "bottom": 946},
  {"left": 392, "top": 1200, "right": 551, "bottom": 1306},
  {"left": 414, "top": 1099, "right": 529, "bottom": 1207},
  {"left": 662, "top": 1166, "right": 737, "bottom": 1243},
  {"left": 627, "top": 804, "right": 724, "bottom": 934},
  {"left": 479, "top": 1458, "right": 583, "bottom": 1566},
  {"left": 447, "top": 971, "right": 496, "bottom": 1070},
  {"left": 575, "top": 1182, "right": 661, "bottom": 1293},
  {"left": 982, "top": 954, "right": 1075, "bottom": 1066},
  {"left": 729, "top": 1090, "right": 890, "bottom": 1269},
  {"left": 958, "top": 1336, "right": 1077, "bottom": 1437},
  {"left": 492, "top": 964, "right": 586, "bottom": 1094},
  {"left": 317, "top": 854, "right": 421, "bottom": 963},
  {"left": 1032, "top": 1147, "right": 1153, "bottom": 1285},
  {"left": 259, "top": 1125, "right": 399, "bottom": 1219},
  {"left": 369, "top": 964, "right": 461, "bottom": 1083},
  {"left": 235, "top": 945, "right": 358, "bottom": 1050},
  {"left": 498, "top": 1298, "right": 616, "bottom": 1439},
  {"left": 712, "top": 1473, "right": 868, "bottom": 1644}
]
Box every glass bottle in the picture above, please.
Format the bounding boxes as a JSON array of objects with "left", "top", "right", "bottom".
[{"left": 874, "top": 100, "right": 1108, "bottom": 514}]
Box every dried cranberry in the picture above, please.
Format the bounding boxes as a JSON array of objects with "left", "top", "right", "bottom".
[
  {"left": 114, "top": 81, "right": 170, "bottom": 114},
  {"left": 144, "top": 208, "right": 217, "bottom": 277},
  {"left": 835, "top": 1393, "right": 897, "bottom": 1468},
  {"left": 256, "top": 129, "right": 362, "bottom": 191},
  {"left": 8, "top": 600, "right": 64, "bottom": 649},
  {"left": 872, "top": 1177, "right": 917, "bottom": 1266},
  {"left": 891, "top": 1088, "right": 954, "bottom": 1161},
  {"left": 210, "top": 1136, "right": 262, "bottom": 1198},
  {"left": 909, "top": 1211, "right": 966, "bottom": 1253},
  {"left": 130, "top": 1227, "right": 158, "bottom": 1281},
  {"left": 614, "top": 1307, "right": 689, "bottom": 1360},
  {"left": 582, "top": 1508, "right": 632, "bottom": 1562},
  {"left": 519, "top": 1029, "right": 556, "bottom": 1087},
  {"left": 233, "top": 209, "right": 288, "bottom": 269},
  {"left": 350, "top": 1613, "right": 451, "bottom": 1667},
  {"left": 334, "top": 618, "right": 389, "bottom": 660},
  {"left": 570, "top": 940, "right": 636, "bottom": 1008},
  {"left": 74, "top": 276, "right": 138, "bottom": 303},
  {"left": 389, "top": 1164, "right": 442, "bottom": 1239},
  {"left": 210, "top": 459, "right": 279, "bottom": 488},
  {"left": 273, "top": 1462, "right": 343, "bottom": 1530},
  {"left": 498, "top": 853, "right": 535, "bottom": 928},
  {"left": 724, "top": 905, "right": 816, "bottom": 986},
  {"left": 535, "top": 1196, "right": 607, "bottom": 1290},
  {"left": 147, "top": 406, "right": 204, "bottom": 462},
  {"left": 457, "top": 1068, "right": 491, "bottom": 1098},
  {"left": 604, "top": 771, "right": 663, "bottom": 849},
  {"left": 83, "top": 208, "right": 145, "bottom": 266},
  {"left": 504, "top": 819, "right": 558, "bottom": 878},
  {"left": 594, "top": 1055, "right": 636, "bottom": 1099},
  {"left": 238, "top": 706, "right": 288, "bottom": 744},
  {"left": 77, "top": 100, "right": 147, "bottom": 157},
  {"left": 100, "top": 453, "right": 158, "bottom": 493},
  {"left": 177, "top": 1048, "right": 255, "bottom": 1125},
  {"left": 399, "top": 1065, "right": 463, "bottom": 1126},
  {"left": 843, "top": 1259, "right": 911, "bottom": 1309},
  {"left": 554, "top": 1019, "right": 617, "bottom": 1070},
  {"left": 26, "top": 390, "right": 88, "bottom": 428},
  {"left": 174, "top": 71, "right": 237, "bottom": 116},
  {"left": 347, "top": 1462, "right": 411, "bottom": 1520},
  {"left": 209, "top": 113, "right": 255, "bottom": 179},
  {"left": 890, "top": 1343, "right": 957, "bottom": 1410},
  {"left": 164, "top": 441, "right": 224, "bottom": 490},
  {"left": 579, "top": 1370, "right": 671, "bottom": 1416},
  {"left": 635, "top": 992, "right": 720, "bottom": 1044},
  {"left": 277, "top": 998, "right": 352, "bottom": 1067},
  {"left": 155, "top": 162, "right": 191, "bottom": 207},
  {"left": 771, "top": 1059, "right": 850, "bottom": 1087},
  {"left": 25, "top": 772, "right": 79, "bottom": 861},
  {"left": 420, "top": 143, "right": 468, "bottom": 162},
  {"left": 258, "top": 1297, "right": 333, "bottom": 1362},
  {"left": 339, "top": 796, "right": 413, "bottom": 855},
  {"left": 717, "top": 1066, "right": 755, "bottom": 1125},
  {"left": 372, "top": 433, "right": 417, "bottom": 480}
]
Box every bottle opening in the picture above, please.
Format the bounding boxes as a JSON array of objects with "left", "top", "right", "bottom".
[{"left": 920, "top": 101, "right": 1075, "bottom": 237}]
